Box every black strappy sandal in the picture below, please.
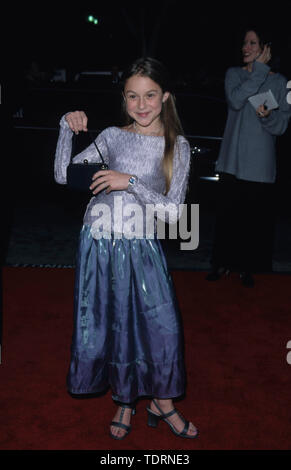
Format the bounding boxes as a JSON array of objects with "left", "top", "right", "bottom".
[
  {"left": 146, "top": 399, "right": 198, "bottom": 439},
  {"left": 109, "top": 404, "right": 136, "bottom": 440}
]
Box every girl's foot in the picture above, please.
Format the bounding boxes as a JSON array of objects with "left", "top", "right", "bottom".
[
  {"left": 150, "top": 399, "right": 198, "bottom": 437},
  {"left": 110, "top": 405, "right": 134, "bottom": 440}
]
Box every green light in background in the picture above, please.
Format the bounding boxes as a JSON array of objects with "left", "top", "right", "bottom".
[{"left": 87, "top": 15, "right": 98, "bottom": 25}]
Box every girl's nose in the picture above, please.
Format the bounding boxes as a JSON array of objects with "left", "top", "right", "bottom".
[{"left": 138, "top": 97, "right": 146, "bottom": 109}]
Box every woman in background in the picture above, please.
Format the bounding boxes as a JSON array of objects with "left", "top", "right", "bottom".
[{"left": 206, "top": 28, "right": 291, "bottom": 286}]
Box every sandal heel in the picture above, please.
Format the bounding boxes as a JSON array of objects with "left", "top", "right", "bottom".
[
  {"left": 147, "top": 400, "right": 199, "bottom": 439},
  {"left": 147, "top": 409, "right": 160, "bottom": 428}
]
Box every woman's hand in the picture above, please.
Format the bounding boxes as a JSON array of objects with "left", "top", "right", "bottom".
[
  {"left": 90, "top": 170, "right": 132, "bottom": 195},
  {"left": 256, "top": 45, "right": 272, "bottom": 64},
  {"left": 65, "top": 111, "right": 88, "bottom": 134},
  {"left": 256, "top": 104, "right": 272, "bottom": 118}
]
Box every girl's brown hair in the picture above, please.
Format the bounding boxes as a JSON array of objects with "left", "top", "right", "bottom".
[{"left": 121, "top": 57, "right": 184, "bottom": 194}]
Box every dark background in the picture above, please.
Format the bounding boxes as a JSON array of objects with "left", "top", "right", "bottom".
[{"left": 4, "top": 1, "right": 291, "bottom": 90}]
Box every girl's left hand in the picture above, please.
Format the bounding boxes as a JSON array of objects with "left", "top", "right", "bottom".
[
  {"left": 256, "top": 104, "right": 272, "bottom": 118},
  {"left": 90, "top": 170, "right": 132, "bottom": 195}
]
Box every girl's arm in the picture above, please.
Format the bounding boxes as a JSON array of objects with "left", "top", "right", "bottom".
[
  {"left": 127, "top": 137, "right": 191, "bottom": 224},
  {"left": 225, "top": 62, "right": 270, "bottom": 111},
  {"left": 54, "top": 114, "right": 109, "bottom": 184}
]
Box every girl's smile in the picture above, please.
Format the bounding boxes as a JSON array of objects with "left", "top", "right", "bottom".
[{"left": 137, "top": 112, "right": 150, "bottom": 118}]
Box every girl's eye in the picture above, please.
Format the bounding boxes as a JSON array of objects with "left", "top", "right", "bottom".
[
  {"left": 147, "top": 93, "right": 155, "bottom": 98},
  {"left": 128, "top": 95, "right": 136, "bottom": 100}
]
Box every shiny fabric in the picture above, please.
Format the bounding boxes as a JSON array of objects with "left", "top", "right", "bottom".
[{"left": 67, "top": 225, "right": 186, "bottom": 403}]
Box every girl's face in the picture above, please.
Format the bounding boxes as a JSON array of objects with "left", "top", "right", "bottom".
[
  {"left": 242, "top": 31, "right": 262, "bottom": 65},
  {"left": 124, "top": 75, "right": 169, "bottom": 130}
]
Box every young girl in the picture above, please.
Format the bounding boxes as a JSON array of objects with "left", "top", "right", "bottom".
[{"left": 54, "top": 57, "right": 198, "bottom": 440}]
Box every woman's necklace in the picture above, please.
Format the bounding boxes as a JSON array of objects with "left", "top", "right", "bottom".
[{"left": 133, "top": 121, "right": 164, "bottom": 136}]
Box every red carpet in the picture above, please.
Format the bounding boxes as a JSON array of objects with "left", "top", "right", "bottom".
[{"left": 1, "top": 266, "right": 291, "bottom": 450}]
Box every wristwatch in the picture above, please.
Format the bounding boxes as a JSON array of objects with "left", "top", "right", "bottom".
[{"left": 127, "top": 175, "right": 138, "bottom": 191}]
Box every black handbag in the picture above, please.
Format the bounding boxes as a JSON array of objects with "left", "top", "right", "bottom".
[{"left": 66, "top": 131, "right": 108, "bottom": 192}]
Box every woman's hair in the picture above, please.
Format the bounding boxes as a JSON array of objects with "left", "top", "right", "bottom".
[
  {"left": 238, "top": 26, "right": 280, "bottom": 72},
  {"left": 121, "top": 57, "right": 184, "bottom": 194}
]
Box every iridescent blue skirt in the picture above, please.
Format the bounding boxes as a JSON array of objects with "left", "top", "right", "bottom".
[{"left": 67, "top": 225, "right": 186, "bottom": 403}]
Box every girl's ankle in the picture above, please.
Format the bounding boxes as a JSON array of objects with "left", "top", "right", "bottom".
[{"left": 153, "top": 398, "right": 173, "bottom": 410}]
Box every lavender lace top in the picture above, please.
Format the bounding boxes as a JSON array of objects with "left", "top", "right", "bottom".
[{"left": 54, "top": 115, "right": 191, "bottom": 239}]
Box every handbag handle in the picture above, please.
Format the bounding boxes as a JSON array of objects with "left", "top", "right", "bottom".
[{"left": 71, "top": 131, "right": 106, "bottom": 165}]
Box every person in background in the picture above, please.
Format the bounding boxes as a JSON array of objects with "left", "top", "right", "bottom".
[{"left": 206, "top": 27, "right": 291, "bottom": 287}]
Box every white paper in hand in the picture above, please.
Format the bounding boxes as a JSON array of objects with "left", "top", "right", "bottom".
[{"left": 248, "top": 89, "right": 279, "bottom": 110}]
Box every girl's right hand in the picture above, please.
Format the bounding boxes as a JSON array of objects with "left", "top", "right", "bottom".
[
  {"left": 65, "top": 111, "right": 88, "bottom": 134},
  {"left": 256, "top": 45, "right": 271, "bottom": 65}
]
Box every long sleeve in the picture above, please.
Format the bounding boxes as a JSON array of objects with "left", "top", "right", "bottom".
[
  {"left": 54, "top": 115, "right": 109, "bottom": 184},
  {"left": 260, "top": 76, "right": 291, "bottom": 136},
  {"left": 127, "top": 137, "right": 191, "bottom": 223},
  {"left": 216, "top": 65, "right": 291, "bottom": 183},
  {"left": 225, "top": 61, "right": 270, "bottom": 111}
]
